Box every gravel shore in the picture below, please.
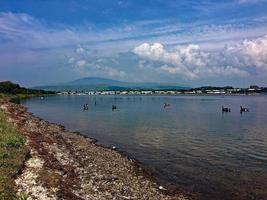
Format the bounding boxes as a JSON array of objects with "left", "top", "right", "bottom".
[{"left": 1, "top": 100, "right": 189, "bottom": 200}]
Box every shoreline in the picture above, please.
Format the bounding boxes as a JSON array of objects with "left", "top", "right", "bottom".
[
  {"left": 1, "top": 99, "right": 190, "bottom": 200},
  {"left": 57, "top": 93, "right": 263, "bottom": 97}
]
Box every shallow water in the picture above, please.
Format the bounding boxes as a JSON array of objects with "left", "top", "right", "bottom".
[{"left": 22, "top": 95, "right": 267, "bottom": 200}]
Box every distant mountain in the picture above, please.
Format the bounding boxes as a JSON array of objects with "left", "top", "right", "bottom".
[
  {"left": 33, "top": 77, "right": 190, "bottom": 91},
  {"left": 67, "top": 77, "right": 124, "bottom": 86}
]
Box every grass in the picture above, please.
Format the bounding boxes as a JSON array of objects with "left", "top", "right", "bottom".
[
  {"left": 0, "top": 109, "right": 28, "bottom": 200},
  {"left": 0, "top": 90, "right": 52, "bottom": 200}
]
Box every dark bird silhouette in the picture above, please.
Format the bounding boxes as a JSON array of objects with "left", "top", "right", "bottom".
[
  {"left": 83, "top": 103, "right": 88, "bottom": 111},
  {"left": 163, "top": 103, "right": 170, "bottom": 108},
  {"left": 222, "top": 106, "right": 231, "bottom": 112},
  {"left": 240, "top": 106, "right": 249, "bottom": 112},
  {"left": 112, "top": 105, "right": 117, "bottom": 111}
]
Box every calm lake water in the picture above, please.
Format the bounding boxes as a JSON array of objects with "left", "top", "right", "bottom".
[{"left": 22, "top": 95, "right": 267, "bottom": 200}]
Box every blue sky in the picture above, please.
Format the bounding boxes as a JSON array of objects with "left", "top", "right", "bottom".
[{"left": 0, "top": 0, "right": 267, "bottom": 87}]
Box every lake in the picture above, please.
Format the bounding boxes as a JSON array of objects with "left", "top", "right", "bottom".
[{"left": 21, "top": 95, "right": 267, "bottom": 200}]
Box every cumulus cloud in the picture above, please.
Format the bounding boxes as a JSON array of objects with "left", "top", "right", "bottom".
[
  {"left": 70, "top": 50, "right": 126, "bottom": 78},
  {"left": 224, "top": 35, "right": 267, "bottom": 69},
  {"left": 133, "top": 42, "right": 250, "bottom": 79},
  {"left": 133, "top": 35, "right": 267, "bottom": 79},
  {"left": 133, "top": 43, "right": 195, "bottom": 78}
]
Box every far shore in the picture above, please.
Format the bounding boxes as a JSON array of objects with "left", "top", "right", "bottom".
[{"left": 56, "top": 92, "right": 263, "bottom": 96}]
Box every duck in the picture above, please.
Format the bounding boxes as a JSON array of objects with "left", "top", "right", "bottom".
[
  {"left": 163, "top": 103, "right": 170, "bottom": 108},
  {"left": 112, "top": 105, "right": 117, "bottom": 111},
  {"left": 240, "top": 106, "right": 249, "bottom": 112},
  {"left": 83, "top": 103, "right": 89, "bottom": 111},
  {"left": 222, "top": 106, "right": 231, "bottom": 112}
]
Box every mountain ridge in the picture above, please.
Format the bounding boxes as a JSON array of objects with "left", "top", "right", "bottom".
[{"left": 33, "top": 77, "right": 190, "bottom": 91}]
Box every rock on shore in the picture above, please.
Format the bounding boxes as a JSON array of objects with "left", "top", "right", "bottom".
[{"left": 1, "top": 101, "right": 189, "bottom": 200}]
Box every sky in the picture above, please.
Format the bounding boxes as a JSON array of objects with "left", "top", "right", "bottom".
[{"left": 0, "top": 0, "right": 267, "bottom": 87}]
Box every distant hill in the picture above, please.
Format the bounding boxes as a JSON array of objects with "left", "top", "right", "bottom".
[
  {"left": 67, "top": 77, "right": 124, "bottom": 86},
  {"left": 33, "top": 77, "right": 190, "bottom": 91}
]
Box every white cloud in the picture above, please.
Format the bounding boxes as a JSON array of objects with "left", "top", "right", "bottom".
[
  {"left": 101, "top": 65, "right": 126, "bottom": 77},
  {"left": 70, "top": 53, "right": 126, "bottom": 78},
  {"left": 76, "top": 60, "right": 87, "bottom": 67},
  {"left": 1, "top": 11, "right": 267, "bottom": 56},
  {"left": 134, "top": 43, "right": 193, "bottom": 79},
  {"left": 1, "top": 11, "right": 267, "bottom": 84},
  {"left": 132, "top": 37, "right": 267, "bottom": 79},
  {"left": 76, "top": 46, "right": 85, "bottom": 54},
  {"left": 224, "top": 35, "right": 267, "bottom": 69},
  {"left": 79, "top": 62, "right": 126, "bottom": 78},
  {"left": 68, "top": 57, "right": 75, "bottom": 64},
  {"left": 236, "top": 0, "right": 266, "bottom": 4}
]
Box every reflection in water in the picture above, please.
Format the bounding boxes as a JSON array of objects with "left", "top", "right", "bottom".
[{"left": 22, "top": 95, "right": 267, "bottom": 200}]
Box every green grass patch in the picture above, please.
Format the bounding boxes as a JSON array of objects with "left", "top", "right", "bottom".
[{"left": 0, "top": 109, "right": 28, "bottom": 200}]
